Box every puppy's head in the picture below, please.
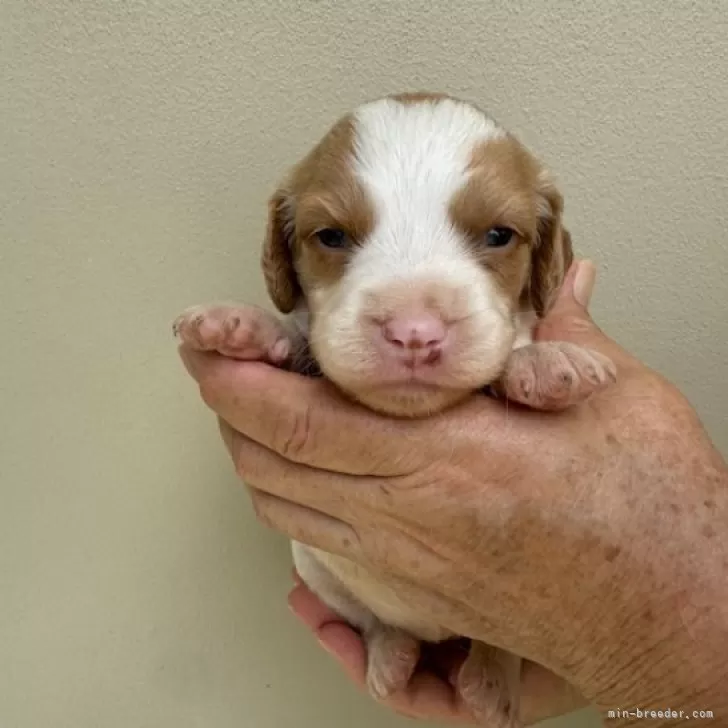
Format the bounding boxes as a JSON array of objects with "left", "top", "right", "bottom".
[{"left": 262, "top": 93, "right": 572, "bottom": 417}]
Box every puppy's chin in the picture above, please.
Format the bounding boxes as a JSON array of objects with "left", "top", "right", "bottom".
[
  {"left": 341, "top": 383, "right": 473, "bottom": 419},
  {"left": 314, "top": 343, "right": 513, "bottom": 418}
]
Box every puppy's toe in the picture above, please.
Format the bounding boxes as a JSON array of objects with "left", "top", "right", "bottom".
[
  {"left": 173, "top": 306, "right": 213, "bottom": 349},
  {"left": 365, "top": 628, "right": 420, "bottom": 701},
  {"left": 173, "top": 304, "right": 290, "bottom": 363},
  {"left": 457, "top": 643, "right": 521, "bottom": 728}
]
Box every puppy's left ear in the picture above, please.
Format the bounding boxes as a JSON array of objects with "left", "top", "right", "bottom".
[
  {"left": 261, "top": 185, "right": 302, "bottom": 314},
  {"left": 527, "top": 173, "right": 574, "bottom": 317}
]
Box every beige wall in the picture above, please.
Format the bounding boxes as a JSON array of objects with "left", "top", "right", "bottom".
[{"left": 2, "top": 2, "right": 726, "bottom": 727}]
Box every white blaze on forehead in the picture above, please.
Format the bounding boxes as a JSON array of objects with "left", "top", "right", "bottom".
[{"left": 348, "top": 97, "right": 505, "bottom": 287}]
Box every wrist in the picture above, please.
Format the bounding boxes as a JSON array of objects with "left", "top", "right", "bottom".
[
  {"left": 589, "top": 585, "right": 728, "bottom": 724},
  {"left": 573, "top": 446, "right": 728, "bottom": 724}
]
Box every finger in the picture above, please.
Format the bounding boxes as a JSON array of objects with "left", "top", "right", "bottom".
[
  {"left": 249, "top": 489, "right": 363, "bottom": 559},
  {"left": 220, "top": 420, "right": 380, "bottom": 518},
  {"left": 288, "top": 583, "right": 368, "bottom": 686},
  {"left": 559, "top": 258, "right": 596, "bottom": 310},
  {"left": 536, "top": 260, "right": 601, "bottom": 343},
  {"left": 288, "top": 583, "right": 344, "bottom": 631},
  {"left": 383, "top": 670, "right": 474, "bottom": 724},
  {"left": 536, "top": 260, "right": 635, "bottom": 367},
  {"left": 519, "top": 661, "right": 587, "bottom": 725},
  {"left": 179, "top": 348, "right": 418, "bottom": 476},
  {"left": 316, "top": 622, "right": 369, "bottom": 685}
]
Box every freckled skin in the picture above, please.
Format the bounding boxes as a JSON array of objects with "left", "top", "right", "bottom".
[{"left": 604, "top": 546, "right": 621, "bottom": 562}]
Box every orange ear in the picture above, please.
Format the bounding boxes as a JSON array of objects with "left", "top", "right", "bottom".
[
  {"left": 528, "top": 176, "right": 574, "bottom": 317},
  {"left": 260, "top": 188, "right": 301, "bottom": 313}
]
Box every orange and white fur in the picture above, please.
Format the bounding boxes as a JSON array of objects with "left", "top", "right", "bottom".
[{"left": 174, "top": 92, "right": 616, "bottom": 727}]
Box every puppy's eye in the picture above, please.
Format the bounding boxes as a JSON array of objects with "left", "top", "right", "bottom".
[
  {"left": 315, "top": 228, "right": 349, "bottom": 249},
  {"left": 484, "top": 227, "right": 515, "bottom": 248}
]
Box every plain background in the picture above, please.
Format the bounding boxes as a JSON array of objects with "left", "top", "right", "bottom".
[{"left": 2, "top": 1, "right": 726, "bottom": 727}]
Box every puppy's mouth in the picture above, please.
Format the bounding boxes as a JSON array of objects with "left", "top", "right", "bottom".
[
  {"left": 359, "top": 346, "right": 507, "bottom": 388},
  {"left": 343, "top": 376, "right": 473, "bottom": 418},
  {"left": 363, "top": 362, "right": 467, "bottom": 388},
  {"left": 341, "top": 356, "right": 504, "bottom": 414},
  {"left": 315, "top": 339, "right": 510, "bottom": 393},
  {"left": 311, "top": 314, "right": 515, "bottom": 415},
  {"left": 318, "top": 351, "right": 508, "bottom": 417}
]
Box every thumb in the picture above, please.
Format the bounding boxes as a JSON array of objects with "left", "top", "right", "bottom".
[
  {"left": 536, "top": 260, "right": 628, "bottom": 364},
  {"left": 554, "top": 258, "right": 598, "bottom": 313}
]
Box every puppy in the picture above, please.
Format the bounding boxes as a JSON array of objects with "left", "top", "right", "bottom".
[{"left": 175, "top": 92, "right": 616, "bottom": 727}]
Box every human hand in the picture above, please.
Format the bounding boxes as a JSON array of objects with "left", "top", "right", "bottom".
[{"left": 179, "top": 261, "right": 728, "bottom": 721}]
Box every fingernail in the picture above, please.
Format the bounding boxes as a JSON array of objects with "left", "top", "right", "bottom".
[
  {"left": 317, "top": 635, "right": 337, "bottom": 656},
  {"left": 573, "top": 260, "right": 596, "bottom": 308},
  {"left": 287, "top": 596, "right": 305, "bottom": 621},
  {"left": 270, "top": 338, "right": 291, "bottom": 363}
]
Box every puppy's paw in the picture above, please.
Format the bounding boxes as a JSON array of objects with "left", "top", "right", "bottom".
[
  {"left": 365, "top": 627, "right": 420, "bottom": 702},
  {"left": 173, "top": 304, "right": 290, "bottom": 364},
  {"left": 457, "top": 642, "right": 521, "bottom": 728},
  {"left": 498, "top": 341, "right": 617, "bottom": 411}
]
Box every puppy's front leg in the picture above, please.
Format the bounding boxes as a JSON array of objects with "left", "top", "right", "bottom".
[
  {"left": 495, "top": 341, "right": 617, "bottom": 411},
  {"left": 173, "top": 303, "right": 295, "bottom": 365}
]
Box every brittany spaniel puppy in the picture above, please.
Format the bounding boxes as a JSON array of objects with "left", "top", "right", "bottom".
[{"left": 174, "top": 92, "right": 616, "bottom": 727}]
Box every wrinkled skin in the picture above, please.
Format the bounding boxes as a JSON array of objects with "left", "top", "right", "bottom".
[{"left": 179, "top": 262, "right": 728, "bottom": 726}]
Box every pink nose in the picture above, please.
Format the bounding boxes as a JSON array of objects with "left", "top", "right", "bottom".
[{"left": 381, "top": 313, "right": 447, "bottom": 365}]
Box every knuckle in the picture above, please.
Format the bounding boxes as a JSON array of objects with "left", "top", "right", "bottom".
[
  {"left": 197, "top": 381, "right": 215, "bottom": 409},
  {"left": 250, "top": 491, "right": 274, "bottom": 528},
  {"left": 197, "top": 374, "right": 223, "bottom": 411},
  {"left": 232, "top": 450, "right": 249, "bottom": 481},
  {"left": 275, "top": 401, "right": 314, "bottom": 461}
]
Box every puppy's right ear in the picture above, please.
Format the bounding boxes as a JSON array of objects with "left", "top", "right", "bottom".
[
  {"left": 261, "top": 188, "right": 301, "bottom": 314},
  {"left": 528, "top": 173, "right": 574, "bottom": 317}
]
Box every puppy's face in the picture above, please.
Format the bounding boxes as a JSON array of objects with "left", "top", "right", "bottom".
[{"left": 262, "top": 93, "right": 572, "bottom": 417}]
